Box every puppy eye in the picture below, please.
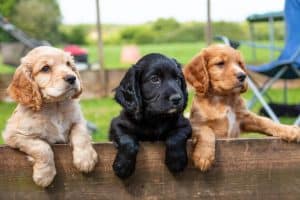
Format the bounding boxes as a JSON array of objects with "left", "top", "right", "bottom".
[
  {"left": 216, "top": 61, "right": 225, "bottom": 66},
  {"left": 150, "top": 75, "right": 161, "bottom": 84},
  {"left": 41, "top": 65, "right": 50, "bottom": 72}
]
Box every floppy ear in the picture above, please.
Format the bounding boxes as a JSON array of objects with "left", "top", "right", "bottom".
[
  {"left": 238, "top": 51, "right": 248, "bottom": 74},
  {"left": 115, "top": 66, "right": 142, "bottom": 120},
  {"left": 8, "top": 62, "right": 42, "bottom": 111},
  {"left": 183, "top": 51, "right": 209, "bottom": 96},
  {"left": 172, "top": 58, "right": 188, "bottom": 108},
  {"left": 238, "top": 53, "right": 249, "bottom": 93},
  {"left": 72, "top": 66, "right": 83, "bottom": 99}
]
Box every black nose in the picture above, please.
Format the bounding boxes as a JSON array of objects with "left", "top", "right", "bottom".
[
  {"left": 236, "top": 72, "right": 246, "bottom": 82},
  {"left": 169, "top": 94, "right": 182, "bottom": 105},
  {"left": 64, "top": 75, "right": 76, "bottom": 85}
]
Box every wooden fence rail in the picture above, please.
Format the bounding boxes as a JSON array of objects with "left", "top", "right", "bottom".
[{"left": 1, "top": 138, "right": 300, "bottom": 199}]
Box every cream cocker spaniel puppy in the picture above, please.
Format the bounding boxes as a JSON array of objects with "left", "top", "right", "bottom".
[{"left": 2, "top": 46, "right": 98, "bottom": 187}]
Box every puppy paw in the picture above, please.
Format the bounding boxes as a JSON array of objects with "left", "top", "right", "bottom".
[
  {"left": 193, "top": 156, "right": 214, "bottom": 172},
  {"left": 284, "top": 126, "right": 300, "bottom": 142},
  {"left": 165, "top": 149, "right": 188, "bottom": 173},
  {"left": 73, "top": 146, "right": 98, "bottom": 173},
  {"left": 193, "top": 148, "right": 215, "bottom": 172},
  {"left": 113, "top": 156, "right": 136, "bottom": 179},
  {"left": 33, "top": 164, "right": 56, "bottom": 187}
]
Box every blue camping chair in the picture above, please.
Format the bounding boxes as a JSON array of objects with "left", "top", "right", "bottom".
[{"left": 216, "top": 0, "right": 300, "bottom": 125}]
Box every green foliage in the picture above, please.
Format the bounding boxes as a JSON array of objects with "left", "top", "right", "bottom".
[
  {"left": 0, "top": 0, "right": 62, "bottom": 44},
  {"left": 11, "top": 0, "right": 62, "bottom": 44},
  {"left": 152, "top": 18, "right": 181, "bottom": 32},
  {"left": 60, "top": 24, "right": 90, "bottom": 45},
  {"left": 1, "top": 41, "right": 284, "bottom": 73},
  {"left": 0, "top": 0, "right": 19, "bottom": 42},
  {"left": 102, "top": 32, "right": 121, "bottom": 45},
  {"left": 119, "top": 26, "right": 142, "bottom": 43},
  {"left": 103, "top": 18, "right": 285, "bottom": 45},
  {"left": 117, "top": 18, "right": 186, "bottom": 44},
  {"left": 155, "top": 22, "right": 204, "bottom": 43},
  {"left": 119, "top": 25, "right": 156, "bottom": 44},
  {"left": 251, "top": 22, "right": 285, "bottom": 40},
  {"left": 212, "top": 21, "right": 246, "bottom": 40},
  {"left": 0, "top": 0, "right": 18, "bottom": 16}
]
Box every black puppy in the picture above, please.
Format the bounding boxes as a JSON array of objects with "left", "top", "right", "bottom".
[{"left": 109, "top": 53, "right": 192, "bottom": 179}]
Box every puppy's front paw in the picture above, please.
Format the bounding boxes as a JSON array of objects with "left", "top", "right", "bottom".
[
  {"left": 193, "top": 147, "right": 215, "bottom": 172},
  {"left": 33, "top": 164, "right": 56, "bottom": 187},
  {"left": 113, "top": 155, "right": 136, "bottom": 179},
  {"left": 283, "top": 126, "right": 300, "bottom": 142},
  {"left": 73, "top": 146, "right": 98, "bottom": 173},
  {"left": 165, "top": 149, "right": 188, "bottom": 173}
]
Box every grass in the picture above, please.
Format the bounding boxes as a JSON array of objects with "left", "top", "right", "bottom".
[
  {"left": 0, "top": 88, "right": 299, "bottom": 144},
  {"left": 85, "top": 42, "right": 205, "bottom": 68},
  {"left": 0, "top": 41, "right": 283, "bottom": 73},
  {"left": 85, "top": 41, "right": 284, "bottom": 68},
  {"left": 81, "top": 98, "right": 121, "bottom": 141},
  {"left": 239, "top": 87, "right": 300, "bottom": 139}
]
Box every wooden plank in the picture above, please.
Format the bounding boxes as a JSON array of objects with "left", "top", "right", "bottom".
[{"left": 1, "top": 138, "right": 300, "bottom": 199}]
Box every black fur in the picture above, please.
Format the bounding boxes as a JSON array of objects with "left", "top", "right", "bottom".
[{"left": 109, "top": 53, "right": 192, "bottom": 179}]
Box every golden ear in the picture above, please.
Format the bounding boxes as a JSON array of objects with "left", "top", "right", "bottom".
[
  {"left": 72, "top": 68, "right": 83, "bottom": 99},
  {"left": 236, "top": 51, "right": 248, "bottom": 93},
  {"left": 237, "top": 51, "right": 247, "bottom": 73},
  {"left": 8, "top": 64, "right": 42, "bottom": 111},
  {"left": 183, "top": 51, "right": 209, "bottom": 96}
]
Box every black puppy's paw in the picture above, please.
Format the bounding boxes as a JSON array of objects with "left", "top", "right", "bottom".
[
  {"left": 113, "top": 156, "right": 136, "bottom": 179},
  {"left": 165, "top": 149, "right": 188, "bottom": 173}
]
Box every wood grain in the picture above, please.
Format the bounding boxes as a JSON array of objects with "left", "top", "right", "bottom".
[{"left": 1, "top": 138, "right": 300, "bottom": 199}]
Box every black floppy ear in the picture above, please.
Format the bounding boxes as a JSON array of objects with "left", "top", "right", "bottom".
[
  {"left": 115, "top": 66, "right": 142, "bottom": 120},
  {"left": 172, "top": 58, "right": 188, "bottom": 109}
]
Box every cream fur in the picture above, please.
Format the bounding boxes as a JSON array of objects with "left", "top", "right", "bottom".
[{"left": 2, "top": 46, "right": 98, "bottom": 187}]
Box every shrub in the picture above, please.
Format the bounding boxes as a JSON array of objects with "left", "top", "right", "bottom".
[
  {"left": 119, "top": 25, "right": 156, "bottom": 44},
  {"left": 156, "top": 22, "right": 204, "bottom": 43},
  {"left": 60, "top": 25, "right": 89, "bottom": 45},
  {"left": 11, "top": 0, "right": 62, "bottom": 44}
]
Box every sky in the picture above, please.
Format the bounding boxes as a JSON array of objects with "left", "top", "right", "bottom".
[{"left": 58, "top": 0, "right": 284, "bottom": 24}]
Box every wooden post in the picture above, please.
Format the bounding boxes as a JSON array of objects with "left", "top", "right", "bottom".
[
  {"left": 95, "top": 0, "right": 108, "bottom": 96},
  {"left": 205, "top": 0, "right": 212, "bottom": 45},
  {"left": 1, "top": 138, "right": 300, "bottom": 199}
]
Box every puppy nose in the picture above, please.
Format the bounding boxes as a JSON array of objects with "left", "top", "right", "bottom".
[
  {"left": 64, "top": 75, "right": 76, "bottom": 85},
  {"left": 236, "top": 72, "right": 247, "bottom": 82},
  {"left": 169, "top": 94, "right": 182, "bottom": 105}
]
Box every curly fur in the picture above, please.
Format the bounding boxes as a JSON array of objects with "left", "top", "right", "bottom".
[
  {"left": 109, "top": 53, "right": 191, "bottom": 179},
  {"left": 184, "top": 44, "right": 300, "bottom": 171},
  {"left": 2, "top": 46, "right": 97, "bottom": 187}
]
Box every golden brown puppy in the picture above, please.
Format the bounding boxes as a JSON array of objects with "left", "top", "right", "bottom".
[
  {"left": 2, "top": 46, "right": 98, "bottom": 187},
  {"left": 184, "top": 44, "right": 300, "bottom": 171}
]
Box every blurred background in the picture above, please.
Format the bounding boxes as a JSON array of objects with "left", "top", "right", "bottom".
[{"left": 0, "top": 0, "right": 299, "bottom": 142}]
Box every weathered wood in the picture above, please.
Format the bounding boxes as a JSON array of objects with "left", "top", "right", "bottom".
[{"left": 1, "top": 138, "right": 300, "bottom": 199}]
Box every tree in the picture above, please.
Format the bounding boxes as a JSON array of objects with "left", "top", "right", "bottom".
[
  {"left": 11, "top": 0, "right": 62, "bottom": 44},
  {"left": 152, "top": 18, "right": 180, "bottom": 32},
  {"left": 0, "top": 0, "right": 19, "bottom": 17},
  {"left": 0, "top": 0, "right": 19, "bottom": 42}
]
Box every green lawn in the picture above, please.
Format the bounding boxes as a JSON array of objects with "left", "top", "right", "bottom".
[
  {"left": 0, "top": 88, "right": 299, "bottom": 144},
  {"left": 0, "top": 41, "right": 283, "bottom": 73},
  {"left": 85, "top": 41, "right": 283, "bottom": 68}
]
